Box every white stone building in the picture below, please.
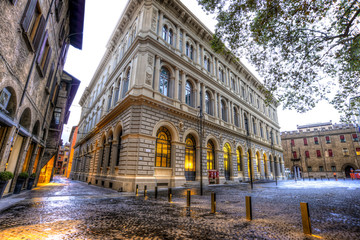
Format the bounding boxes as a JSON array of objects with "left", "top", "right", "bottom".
[{"left": 72, "top": 0, "right": 284, "bottom": 192}]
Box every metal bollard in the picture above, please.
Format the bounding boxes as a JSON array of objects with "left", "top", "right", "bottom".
[
  {"left": 136, "top": 184, "right": 139, "bottom": 196},
  {"left": 211, "top": 192, "right": 216, "bottom": 214},
  {"left": 155, "top": 186, "right": 158, "bottom": 199},
  {"left": 144, "top": 185, "right": 147, "bottom": 197},
  {"left": 168, "top": 188, "right": 172, "bottom": 202},
  {"left": 187, "top": 190, "right": 191, "bottom": 207},
  {"left": 246, "top": 196, "right": 252, "bottom": 220},
  {"left": 300, "top": 202, "right": 312, "bottom": 235}
]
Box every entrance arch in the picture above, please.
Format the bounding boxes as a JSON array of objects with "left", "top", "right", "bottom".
[
  {"left": 263, "top": 153, "right": 268, "bottom": 178},
  {"left": 343, "top": 164, "right": 357, "bottom": 178},
  {"left": 223, "top": 143, "right": 231, "bottom": 180},
  {"left": 185, "top": 134, "right": 196, "bottom": 181}
]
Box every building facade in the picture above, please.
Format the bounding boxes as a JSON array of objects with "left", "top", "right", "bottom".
[
  {"left": 66, "top": 126, "right": 78, "bottom": 178},
  {"left": 72, "top": 0, "right": 284, "bottom": 192},
  {"left": 0, "top": 0, "right": 84, "bottom": 195},
  {"left": 281, "top": 122, "right": 360, "bottom": 179}
]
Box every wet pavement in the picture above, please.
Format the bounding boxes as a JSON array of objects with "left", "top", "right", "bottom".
[{"left": 0, "top": 176, "right": 359, "bottom": 239}]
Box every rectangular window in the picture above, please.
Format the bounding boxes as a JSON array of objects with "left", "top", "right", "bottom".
[
  {"left": 325, "top": 136, "right": 331, "bottom": 144},
  {"left": 352, "top": 134, "right": 358, "bottom": 142},
  {"left": 21, "top": 0, "right": 46, "bottom": 51},
  {"left": 305, "top": 151, "right": 310, "bottom": 158},
  {"left": 343, "top": 148, "right": 349, "bottom": 156},
  {"left": 328, "top": 149, "right": 333, "bottom": 157},
  {"left": 303, "top": 138, "right": 308, "bottom": 145},
  {"left": 316, "top": 150, "right": 321, "bottom": 157},
  {"left": 356, "top": 148, "right": 360, "bottom": 156},
  {"left": 319, "top": 166, "right": 324, "bottom": 172},
  {"left": 331, "top": 166, "right": 336, "bottom": 172},
  {"left": 291, "top": 139, "right": 295, "bottom": 146},
  {"left": 292, "top": 151, "right": 297, "bottom": 159},
  {"left": 241, "top": 86, "right": 245, "bottom": 98},
  {"left": 340, "top": 135, "right": 346, "bottom": 143},
  {"left": 250, "top": 93, "right": 253, "bottom": 103},
  {"left": 314, "top": 137, "right": 319, "bottom": 144},
  {"left": 307, "top": 166, "right": 312, "bottom": 172}
]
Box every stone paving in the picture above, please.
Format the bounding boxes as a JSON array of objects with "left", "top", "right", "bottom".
[{"left": 0, "top": 176, "right": 359, "bottom": 239}]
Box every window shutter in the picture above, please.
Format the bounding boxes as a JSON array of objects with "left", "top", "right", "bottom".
[
  {"left": 292, "top": 151, "right": 297, "bottom": 159},
  {"left": 352, "top": 134, "right": 357, "bottom": 138},
  {"left": 317, "top": 150, "right": 321, "bottom": 157},
  {"left": 303, "top": 138, "right": 307, "bottom": 145},
  {"left": 314, "top": 137, "right": 318, "bottom": 142},
  {"left": 43, "top": 47, "right": 52, "bottom": 75},
  {"left": 326, "top": 136, "right": 330, "bottom": 141},
  {"left": 46, "top": 62, "right": 55, "bottom": 89},
  {"left": 21, "top": 0, "right": 37, "bottom": 34},
  {"left": 33, "top": 15, "right": 46, "bottom": 51},
  {"left": 328, "top": 149, "right": 333, "bottom": 157},
  {"left": 36, "top": 31, "right": 48, "bottom": 65},
  {"left": 340, "top": 135, "right": 344, "bottom": 140},
  {"left": 50, "top": 76, "right": 57, "bottom": 97},
  {"left": 305, "top": 151, "right": 310, "bottom": 158},
  {"left": 291, "top": 139, "right": 295, "bottom": 146}
]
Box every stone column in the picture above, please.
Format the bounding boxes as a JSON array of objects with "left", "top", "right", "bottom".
[
  {"left": 154, "top": 56, "right": 161, "bottom": 91},
  {"left": 158, "top": 11, "right": 163, "bottom": 36},
  {"left": 196, "top": 42, "right": 200, "bottom": 65},
  {"left": 182, "top": 30, "right": 186, "bottom": 55},
  {"left": 214, "top": 92, "right": 218, "bottom": 118},
  {"left": 196, "top": 81, "right": 201, "bottom": 108},
  {"left": 230, "top": 101, "right": 234, "bottom": 125},
  {"left": 174, "top": 67, "right": 179, "bottom": 100},
  {"left": 202, "top": 83, "right": 206, "bottom": 113},
  {"left": 181, "top": 71, "right": 186, "bottom": 103},
  {"left": 176, "top": 26, "right": 181, "bottom": 51}
]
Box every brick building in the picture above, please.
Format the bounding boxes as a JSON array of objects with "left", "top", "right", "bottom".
[
  {"left": 71, "top": 0, "right": 284, "bottom": 192},
  {"left": 0, "top": 0, "right": 84, "bottom": 195},
  {"left": 281, "top": 122, "right": 360, "bottom": 179}
]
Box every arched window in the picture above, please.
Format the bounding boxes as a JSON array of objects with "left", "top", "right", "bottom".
[
  {"left": 155, "top": 127, "right": 171, "bottom": 167},
  {"left": 162, "top": 25, "right": 168, "bottom": 41},
  {"left": 186, "top": 42, "right": 190, "bottom": 56},
  {"left": 219, "top": 68, "right": 224, "bottom": 82},
  {"left": 260, "top": 123, "right": 264, "bottom": 138},
  {"left": 207, "top": 140, "right": 215, "bottom": 170},
  {"left": 252, "top": 118, "right": 257, "bottom": 135},
  {"left": 116, "top": 130, "right": 122, "bottom": 166},
  {"left": 107, "top": 89, "right": 113, "bottom": 111},
  {"left": 190, "top": 45, "right": 194, "bottom": 60},
  {"left": 185, "top": 81, "right": 193, "bottom": 107},
  {"left": 237, "top": 147, "right": 242, "bottom": 172},
  {"left": 221, "top": 100, "right": 227, "bottom": 122},
  {"left": 122, "top": 69, "right": 130, "bottom": 98},
  {"left": 234, "top": 107, "right": 239, "bottom": 127},
  {"left": 185, "top": 135, "right": 196, "bottom": 181},
  {"left": 223, "top": 143, "right": 231, "bottom": 180},
  {"left": 204, "top": 56, "right": 208, "bottom": 70},
  {"left": 168, "top": 29, "right": 173, "bottom": 45},
  {"left": 205, "top": 91, "right": 212, "bottom": 115},
  {"left": 107, "top": 134, "right": 113, "bottom": 167},
  {"left": 100, "top": 138, "right": 106, "bottom": 168},
  {"left": 231, "top": 78, "right": 235, "bottom": 90},
  {"left": 244, "top": 113, "right": 249, "bottom": 135},
  {"left": 159, "top": 67, "right": 170, "bottom": 96}
]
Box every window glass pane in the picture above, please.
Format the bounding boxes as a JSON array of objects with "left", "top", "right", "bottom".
[{"left": 160, "top": 67, "right": 170, "bottom": 96}]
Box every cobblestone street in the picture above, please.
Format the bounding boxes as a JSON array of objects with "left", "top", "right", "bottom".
[{"left": 0, "top": 176, "right": 359, "bottom": 240}]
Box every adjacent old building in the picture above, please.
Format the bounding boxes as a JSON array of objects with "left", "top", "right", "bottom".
[
  {"left": 72, "top": 0, "right": 284, "bottom": 192},
  {"left": 0, "top": 0, "right": 84, "bottom": 195},
  {"left": 281, "top": 122, "right": 360, "bottom": 179}
]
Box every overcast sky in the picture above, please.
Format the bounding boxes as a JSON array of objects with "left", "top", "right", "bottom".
[{"left": 62, "top": 0, "right": 340, "bottom": 143}]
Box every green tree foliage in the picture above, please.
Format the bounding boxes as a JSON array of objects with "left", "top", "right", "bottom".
[{"left": 197, "top": 0, "right": 360, "bottom": 121}]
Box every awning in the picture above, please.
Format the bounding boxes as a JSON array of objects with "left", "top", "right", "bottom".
[{"left": 69, "top": 0, "right": 85, "bottom": 49}]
